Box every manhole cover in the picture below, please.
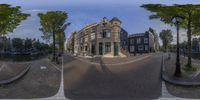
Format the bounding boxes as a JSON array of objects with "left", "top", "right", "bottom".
[{"left": 40, "top": 66, "right": 47, "bottom": 70}]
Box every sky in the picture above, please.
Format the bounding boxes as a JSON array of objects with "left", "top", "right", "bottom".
[{"left": 1, "top": 0, "right": 200, "bottom": 44}]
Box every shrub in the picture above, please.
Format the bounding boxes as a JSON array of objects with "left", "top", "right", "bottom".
[
  {"left": 183, "top": 64, "right": 198, "bottom": 72},
  {"left": 48, "top": 55, "right": 54, "bottom": 62}
]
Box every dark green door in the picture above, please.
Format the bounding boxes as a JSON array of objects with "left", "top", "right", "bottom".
[
  {"left": 99, "top": 43, "right": 103, "bottom": 55},
  {"left": 114, "top": 42, "right": 118, "bottom": 56}
]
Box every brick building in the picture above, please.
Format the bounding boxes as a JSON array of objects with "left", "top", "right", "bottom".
[{"left": 67, "top": 17, "right": 128, "bottom": 57}]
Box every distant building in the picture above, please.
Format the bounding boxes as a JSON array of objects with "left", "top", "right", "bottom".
[
  {"left": 67, "top": 17, "right": 128, "bottom": 57},
  {"left": 192, "top": 38, "right": 200, "bottom": 52},
  {"left": 128, "top": 29, "right": 159, "bottom": 53}
]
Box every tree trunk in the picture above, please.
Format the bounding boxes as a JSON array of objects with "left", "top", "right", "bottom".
[
  {"left": 164, "top": 44, "right": 167, "bottom": 52},
  {"left": 187, "top": 13, "right": 192, "bottom": 68}
]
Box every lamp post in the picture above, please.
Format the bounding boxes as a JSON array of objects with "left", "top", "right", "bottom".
[{"left": 172, "top": 16, "right": 184, "bottom": 77}]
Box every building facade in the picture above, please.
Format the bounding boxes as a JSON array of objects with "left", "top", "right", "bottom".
[
  {"left": 192, "top": 38, "right": 200, "bottom": 52},
  {"left": 67, "top": 17, "right": 128, "bottom": 57},
  {"left": 128, "top": 29, "right": 159, "bottom": 53}
]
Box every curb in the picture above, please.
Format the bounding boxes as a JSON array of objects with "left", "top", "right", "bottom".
[
  {"left": 161, "top": 53, "right": 200, "bottom": 86},
  {"left": 0, "top": 64, "right": 31, "bottom": 85}
]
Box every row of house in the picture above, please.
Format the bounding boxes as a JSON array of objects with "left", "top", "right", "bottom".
[{"left": 66, "top": 17, "right": 159, "bottom": 57}]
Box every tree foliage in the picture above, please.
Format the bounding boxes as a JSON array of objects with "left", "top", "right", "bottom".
[
  {"left": 141, "top": 4, "right": 200, "bottom": 68},
  {"left": 24, "top": 38, "right": 32, "bottom": 50},
  {"left": 38, "top": 11, "right": 69, "bottom": 60},
  {"left": 12, "top": 38, "right": 23, "bottom": 52},
  {"left": 159, "top": 29, "right": 173, "bottom": 50},
  {"left": 0, "top": 4, "right": 30, "bottom": 36}
]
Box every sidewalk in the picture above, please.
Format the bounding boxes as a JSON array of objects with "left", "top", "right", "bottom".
[
  {"left": 0, "top": 63, "right": 30, "bottom": 85},
  {"left": 162, "top": 53, "right": 200, "bottom": 85},
  {"left": 162, "top": 53, "right": 200, "bottom": 98},
  {"left": 0, "top": 58, "right": 61, "bottom": 99}
]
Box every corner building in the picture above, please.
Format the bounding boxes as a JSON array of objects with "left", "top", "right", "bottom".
[{"left": 75, "top": 17, "right": 128, "bottom": 57}]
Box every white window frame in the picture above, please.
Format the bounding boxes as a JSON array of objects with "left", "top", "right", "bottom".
[
  {"left": 137, "top": 38, "right": 141, "bottom": 44},
  {"left": 145, "top": 45, "right": 148, "bottom": 51},
  {"left": 144, "top": 38, "right": 148, "bottom": 43},
  {"left": 130, "top": 46, "right": 135, "bottom": 52}
]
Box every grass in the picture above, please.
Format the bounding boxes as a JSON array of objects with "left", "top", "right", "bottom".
[{"left": 182, "top": 64, "right": 199, "bottom": 72}]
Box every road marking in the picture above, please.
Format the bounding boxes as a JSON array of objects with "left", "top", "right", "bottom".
[
  {"left": 74, "top": 54, "right": 153, "bottom": 66},
  {"left": 40, "top": 66, "right": 47, "bottom": 70}
]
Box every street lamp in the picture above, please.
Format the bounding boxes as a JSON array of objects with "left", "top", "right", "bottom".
[{"left": 172, "top": 15, "right": 184, "bottom": 77}]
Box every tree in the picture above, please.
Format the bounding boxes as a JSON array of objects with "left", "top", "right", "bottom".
[
  {"left": 159, "top": 29, "right": 173, "bottom": 51},
  {"left": 0, "top": 37, "right": 10, "bottom": 53},
  {"left": 12, "top": 38, "right": 24, "bottom": 52},
  {"left": 38, "top": 11, "right": 70, "bottom": 61},
  {"left": 24, "top": 38, "right": 32, "bottom": 51},
  {"left": 56, "top": 30, "right": 65, "bottom": 53},
  {"left": 141, "top": 4, "right": 200, "bottom": 68},
  {"left": 33, "top": 40, "right": 42, "bottom": 51},
  {"left": 0, "top": 4, "right": 30, "bottom": 36}
]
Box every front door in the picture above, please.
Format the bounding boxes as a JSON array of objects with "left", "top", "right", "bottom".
[
  {"left": 99, "top": 43, "right": 103, "bottom": 55},
  {"left": 91, "top": 45, "right": 95, "bottom": 55},
  {"left": 114, "top": 42, "right": 118, "bottom": 56}
]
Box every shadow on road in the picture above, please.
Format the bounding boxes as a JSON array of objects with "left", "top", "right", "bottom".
[{"left": 98, "top": 57, "right": 112, "bottom": 74}]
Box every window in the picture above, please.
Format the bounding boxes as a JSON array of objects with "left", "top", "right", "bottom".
[
  {"left": 91, "top": 28, "right": 96, "bottom": 33},
  {"left": 130, "top": 39, "right": 134, "bottom": 44},
  {"left": 102, "top": 30, "right": 106, "bottom": 38},
  {"left": 105, "top": 42, "right": 111, "bottom": 52},
  {"left": 98, "top": 32, "right": 103, "bottom": 38},
  {"left": 130, "top": 46, "right": 135, "bottom": 52},
  {"left": 137, "top": 38, "right": 141, "bottom": 44},
  {"left": 85, "top": 35, "right": 88, "bottom": 42},
  {"left": 145, "top": 45, "right": 148, "bottom": 51},
  {"left": 138, "top": 45, "right": 143, "bottom": 51},
  {"left": 107, "top": 32, "right": 111, "bottom": 38},
  {"left": 91, "top": 33, "right": 95, "bottom": 40},
  {"left": 144, "top": 38, "right": 148, "bottom": 43}
]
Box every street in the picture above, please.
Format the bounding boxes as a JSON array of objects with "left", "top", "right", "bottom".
[{"left": 63, "top": 53, "right": 162, "bottom": 99}]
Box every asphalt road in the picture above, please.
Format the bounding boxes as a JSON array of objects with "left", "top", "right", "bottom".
[{"left": 63, "top": 53, "right": 162, "bottom": 99}]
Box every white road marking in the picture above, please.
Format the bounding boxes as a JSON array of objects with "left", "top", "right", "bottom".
[
  {"left": 40, "top": 66, "right": 47, "bottom": 70},
  {"left": 74, "top": 54, "right": 153, "bottom": 66},
  {"left": 36, "top": 56, "right": 67, "bottom": 100}
]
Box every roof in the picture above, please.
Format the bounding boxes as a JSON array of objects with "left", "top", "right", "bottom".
[
  {"left": 110, "top": 17, "right": 122, "bottom": 23},
  {"left": 128, "top": 33, "right": 147, "bottom": 38},
  {"left": 78, "top": 23, "right": 98, "bottom": 33}
]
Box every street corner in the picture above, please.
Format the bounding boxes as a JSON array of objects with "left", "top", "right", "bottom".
[{"left": 0, "top": 63, "right": 30, "bottom": 85}]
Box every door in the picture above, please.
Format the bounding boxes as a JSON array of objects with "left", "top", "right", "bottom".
[
  {"left": 114, "top": 42, "right": 119, "bottom": 56},
  {"left": 99, "top": 43, "right": 103, "bottom": 55},
  {"left": 91, "top": 45, "right": 95, "bottom": 55}
]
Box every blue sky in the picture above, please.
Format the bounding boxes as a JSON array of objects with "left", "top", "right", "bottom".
[{"left": 1, "top": 0, "right": 200, "bottom": 44}]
